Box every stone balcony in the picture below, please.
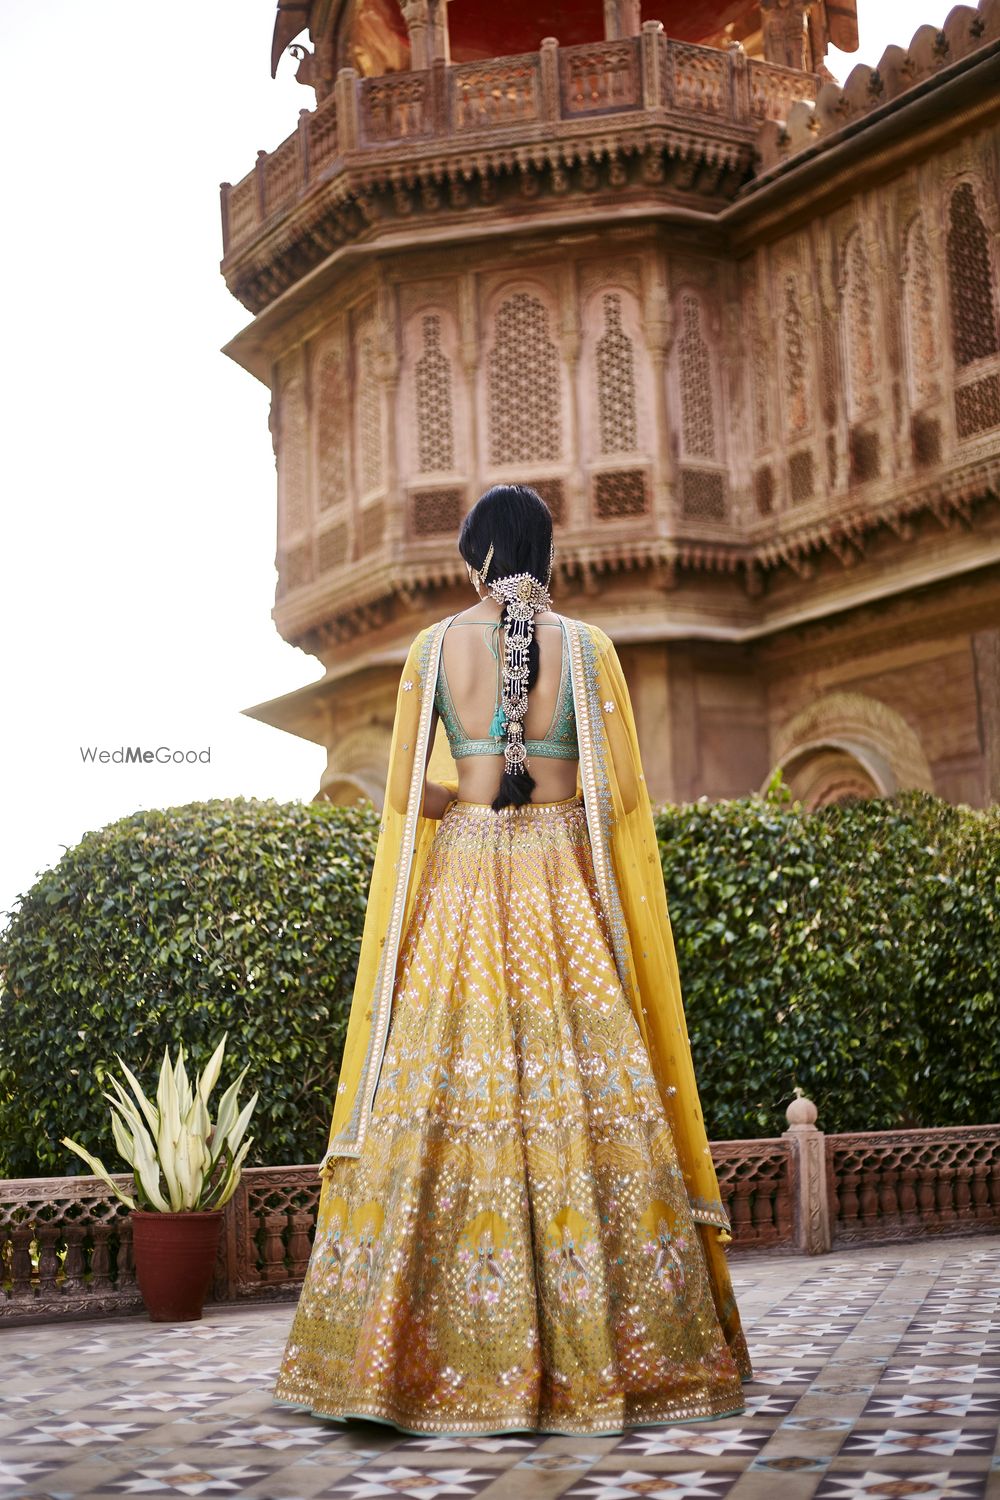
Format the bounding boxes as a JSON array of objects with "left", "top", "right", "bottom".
[
  {"left": 217, "top": 13, "right": 1000, "bottom": 663},
  {"left": 220, "top": 27, "right": 820, "bottom": 312}
]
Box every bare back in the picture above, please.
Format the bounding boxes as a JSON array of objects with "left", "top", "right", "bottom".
[{"left": 430, "top": 605, "right": 580, "bottom": 805}]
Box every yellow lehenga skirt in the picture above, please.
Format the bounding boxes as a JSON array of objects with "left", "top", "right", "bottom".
[{"left": 273, "top": 793, "right": 748, "bottom": 1437}]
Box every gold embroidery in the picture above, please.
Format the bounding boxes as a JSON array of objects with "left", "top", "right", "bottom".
[{"left": 275, "top": 795, "right": 748, "bottom": 1436}]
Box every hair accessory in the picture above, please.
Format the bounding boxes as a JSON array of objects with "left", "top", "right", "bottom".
[
  {"left": 468, "top": 541, "right": 494, "bottom": 594},
  {"left": 485, "top": 566, "right": 553, "bottom": 777}
]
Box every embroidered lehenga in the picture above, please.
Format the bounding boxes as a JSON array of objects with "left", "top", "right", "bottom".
[{"left": 273, "top": 615, "right": 753, "bottom": 1437}]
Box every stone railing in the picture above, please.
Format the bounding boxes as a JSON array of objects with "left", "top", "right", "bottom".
[
  {"left": 220, "top": 28, "right": 820, "bottom": 258},
  {"left": 826, "top": 1123, "right": 1000, "bottom": 1246},
  {"left": 0, "top": 1165, "right": 323, "bottom": 1328},
  {"left": 5, "top": 1103, "right": 997, "bottom": 1324}
]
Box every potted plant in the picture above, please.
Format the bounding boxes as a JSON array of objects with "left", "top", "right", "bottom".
[{"left": 61, "top": 1033, "right": 258, "bottom": 1321}]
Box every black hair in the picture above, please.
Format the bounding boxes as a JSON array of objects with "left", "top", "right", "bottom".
[{"left": 458, "top": 484, "right": 554, "bottom": 811}]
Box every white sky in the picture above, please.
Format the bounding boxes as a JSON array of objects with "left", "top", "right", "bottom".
[{"left": 0, "top": 0, "right": 960, "bottom": 924}]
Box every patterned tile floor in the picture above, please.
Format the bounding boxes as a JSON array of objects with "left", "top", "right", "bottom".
[{"left": 2, "top": 1236, "right": 999, "bottom": 1500}]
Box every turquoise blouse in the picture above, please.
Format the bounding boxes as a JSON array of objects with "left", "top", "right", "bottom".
[{"left": 434, "top": 617, "right": 579, "bottom": 761}]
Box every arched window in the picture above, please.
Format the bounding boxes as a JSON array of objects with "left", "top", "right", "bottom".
[
  {"left": 946, "top": 181, "right": 999, "bottom": 368},
  {"left": 901, "top": 212, "right": 939, "bottom": 407},
  {"left": 677, "top": 291, "right": 716, "bottom": 460},
  {"left": 414, "top": 313, "right": 455, "bottom": 473},
  {"left": 595, "top": 292, "right": 638, "bottom": 455},
  {"left": 355, "top": 315, "right": 383, "bottom": 495},
  {"left": 841, "top": 229, "right": 878, "bottom": 421},
  {"left": 780, "top": 273, "right": 808, "bottom": 437},
  {"left": 278, "top": 379, "right": 309, "bottom": 538},
  {"left": 487, "top": 289, "right": 562, "bottom": 465},
  {"left": 316, "top": 344, "right": 348, "bottom": 510}
]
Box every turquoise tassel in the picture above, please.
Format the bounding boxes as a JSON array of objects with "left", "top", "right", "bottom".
[{"left": 488, "top": 705, "right": 506, "bottom": 738}]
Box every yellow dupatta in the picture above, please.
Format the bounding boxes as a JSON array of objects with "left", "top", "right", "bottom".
[{"left": 319, "top": 614, "right": 749, "bottom": 1370}]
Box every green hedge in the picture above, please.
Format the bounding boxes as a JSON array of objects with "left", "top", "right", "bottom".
[
  {"left": 0, "top": 798, "right": 379, "bottom": 1179},
  {"left": 656, "top": 780, "right": 998, "bottom": 1139},
  {"left": 0, "top": 784, "right": 996, "bottom": 1179}
]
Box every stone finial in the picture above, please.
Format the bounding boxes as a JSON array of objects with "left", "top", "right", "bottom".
[{"left": 785, "top": 1085, "right": 819, "bottom": 1129}]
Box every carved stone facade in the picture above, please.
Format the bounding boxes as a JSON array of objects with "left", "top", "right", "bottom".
[{"left": 226, "top": 1, "right": 1000, "bottom": 811}]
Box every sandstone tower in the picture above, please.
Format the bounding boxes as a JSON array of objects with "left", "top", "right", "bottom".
[{"left": 221, "top": 0, "right": 1000, "bottom": 809}]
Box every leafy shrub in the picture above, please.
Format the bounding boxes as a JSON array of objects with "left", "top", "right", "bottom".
[
  {"left": 0, "top": 798, "right": 378, "bottom": 1178},
  {"left": 656, "top": 781, "right": 998, "bottom": 1139}
]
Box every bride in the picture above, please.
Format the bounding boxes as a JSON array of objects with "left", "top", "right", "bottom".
[{"left": 273, "top": 483, "right": 753, "bottom": 1437}]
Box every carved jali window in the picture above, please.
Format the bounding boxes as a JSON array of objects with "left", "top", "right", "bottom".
[
  {"left": 781, "top": 275, "right": 808, "bottom": 437},
  {"left": 902, "top": 213, "right": 939, "bottom": 407},
  {"left": 947, "top": 182, "right": 999, "bottom": 368},
  {"left": 487, "top": 291, "right": 561, "bottom": 465},
  {"left": 677, "top": 292, "right": 716, "bottom": 460},
  {"left": 596, "top": 293, "right": 637, "bottom": 454},
  {"left": 594, "top": 469, "right": 647, "bottom": 518},
  {"left": 414, "top": 314, "right": 454, "bottom": 473},
  {"left": 356, "top": 320, "right": 383, "bottom": 495},
  {"left": 278, "top": 380, "right": 308, "bottom": 539},
  {"left": 411, "top": 487, "right": 464, "bottom": 536},
  {"left": 842, "top": 230, "right": 878, "bottom": 421},
  {"left": 317, "top": 350, "right": 348, "bottom": 511},
  {"left": 749, "top": 296, "right": 771, "bottom": 449}
]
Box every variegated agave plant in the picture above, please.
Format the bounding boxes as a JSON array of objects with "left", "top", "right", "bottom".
[{"left": 61, "top": 1034, "right": 258, "bottom": 1212}]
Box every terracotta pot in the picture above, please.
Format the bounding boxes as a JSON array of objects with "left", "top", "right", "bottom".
[{"left": 129, "top": 1209, "right": 224, "bottom": 1322}]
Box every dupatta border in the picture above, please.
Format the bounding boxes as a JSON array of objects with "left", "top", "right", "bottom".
[
  {"left": 325, "top": 617, "right": 452, "bottom": 1162},
  {"left": 565, "top": 619, "right": 731, "bottom": 1235},
  {"left": 563, "top": 618, "right": 635, "bottom": 1008}
]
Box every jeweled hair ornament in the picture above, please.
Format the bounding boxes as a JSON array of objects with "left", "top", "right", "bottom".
[
  {"left": 484, "top": 547, "right": 554, "bottom": 777},
  {"left": 468, "top": 541, "right": 494, "bottom": 592}
]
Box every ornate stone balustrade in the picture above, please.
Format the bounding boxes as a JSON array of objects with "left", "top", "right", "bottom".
[
  {"left": 827, "top": 1124, "right": 1000, "bottom": 1246},
  {"left": 220, "top": 31, "right": 821, "bottom": 264},
  {"left": 711, "top": 1138, "right": 794, "bottom": 1249},
  {"left": 5, "top": 1116, "right": 999, "bottom": 1324}
]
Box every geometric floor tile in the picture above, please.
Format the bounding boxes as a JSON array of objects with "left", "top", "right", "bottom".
[
  {"left": 747, "top": 1456, "right": 831, "bottom": 1472},
  {"left": 813, "top": 1474, "right": 986, "bottom": 1500},
  {"left": 840, "top": 1427, "right": 995, "bottom": 1456},
  {"left": 0, "top": 1458, "right": 60, "bottom": 1493},
  {"left": 107, "top": 1463, "right": 270, "bottom": 1494},
  {"left": 315, "top": 1466, "right": 497, "bottom": 1498},
  {"left": 863, "top": 1392, "right": 1000, "bottom": 1418},
  {"left": 562, "top": 1473, "right": 741, "bottom": 1498},
  {"left": 1, "top": 1234, "right": 999, "bottom": 1500},
  {"left": 613, "top": 1429, "right": 768, "bottom": 1457},
  {"left": 7, "top": 1422, "right": 155, "bottom": 1447}
]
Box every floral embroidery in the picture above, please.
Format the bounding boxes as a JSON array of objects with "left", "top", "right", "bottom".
[
  {"left": 545, "top": 1207, "right": 597, "bottom": 1310},
  {"left": 641, "top": 1200, "right": 690, "bottom": 1296},
  {"left": 603, "top": 701, "right": 615, "bottom": 713},
  {"left": 403, "top": 679, "right": 414, "bottom": 691},
  {"left": 457, "top": 1211, "right": 514, "bottom": 1309}
]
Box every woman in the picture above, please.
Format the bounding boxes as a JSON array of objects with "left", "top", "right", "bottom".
[{"left": 273, "top": 484, "right": 753, "bottom": 1437}]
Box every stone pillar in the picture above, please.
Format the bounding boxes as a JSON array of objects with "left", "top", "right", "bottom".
[
  {"left": 783, "top": 1088, "right": 832, "bottom": 1254},
  {"left": 428, "top": 0, "right": 450, "bottom": 64},
  {"left": 604, "top": 0, "right": 642, "bottom": 40},
  {"left": 973, "top": 629, "right": 1000, "bottom": 804},
  {"left": 540, "top": 37, "right": 561, "bottom": 122},
  {"left": 639, "top": 20, "right": 665, "bottom": 110},
  {"left": 401, "top": 0, "right": 431, "bottom": 70},
  {"left": 334, "top": 68, "right": 359, "bottom": 151},
  {"left": 760, "top": 0, "right": 809, "bottom": 72}
]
